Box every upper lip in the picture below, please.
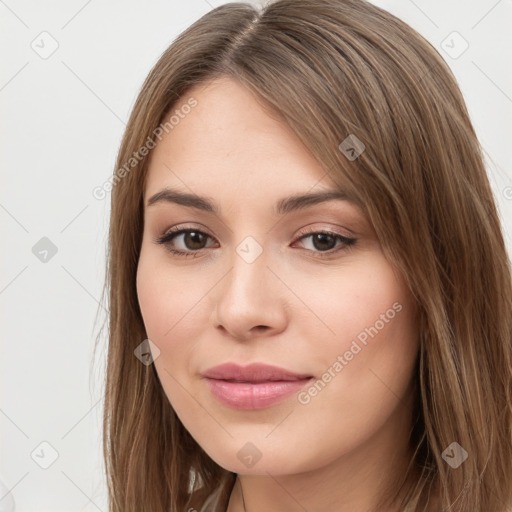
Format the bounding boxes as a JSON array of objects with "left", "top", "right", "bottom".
[{"left": 202, "top": 363, "right": 313, "bottom": 382}]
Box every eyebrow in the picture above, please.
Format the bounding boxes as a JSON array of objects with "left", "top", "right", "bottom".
[{"left": 146, "top": 187, "right": 349, "bottom": 216}]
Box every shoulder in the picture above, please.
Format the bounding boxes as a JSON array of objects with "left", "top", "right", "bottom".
[{"left": 186, "top": 484, "right": 225, "bottom": 512}]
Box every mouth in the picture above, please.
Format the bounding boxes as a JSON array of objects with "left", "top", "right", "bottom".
[{"left": 201, "top": 362, "right": 314, "bottom": 410}]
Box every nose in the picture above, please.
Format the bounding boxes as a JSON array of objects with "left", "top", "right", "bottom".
[{"left": 211, "top": 244, "right": 288, "bottom": 342}]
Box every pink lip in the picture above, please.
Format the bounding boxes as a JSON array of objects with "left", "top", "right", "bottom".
[{"left": 201, "top": 363, "right": 314, "bottom": 410}]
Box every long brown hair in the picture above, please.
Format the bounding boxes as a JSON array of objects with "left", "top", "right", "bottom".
[{"left": 96, "top": 0, "right": 512, "bottom": 510}]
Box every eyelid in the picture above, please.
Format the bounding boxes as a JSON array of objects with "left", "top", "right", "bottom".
[
  {"left": 153, "top": 223, "right": 215, "bottom": 244},
  {"left": 156, "top": 222, "right": 354, "bottom": 240},
  {"left": 153, "top": 222, "right": 357, "bottom": 260}
]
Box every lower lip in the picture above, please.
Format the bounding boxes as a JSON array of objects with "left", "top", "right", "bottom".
[{"left": 204, "top": 377, "right": 313, "bottom": 410}]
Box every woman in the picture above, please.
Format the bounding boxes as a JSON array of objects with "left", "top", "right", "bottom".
[{"left": 99, "top": 0, "right": 512, "bottom": 510}]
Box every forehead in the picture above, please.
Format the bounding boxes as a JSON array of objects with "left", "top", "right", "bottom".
[{"left": 144, "top": 76, "right": 338, "bottom": 200}]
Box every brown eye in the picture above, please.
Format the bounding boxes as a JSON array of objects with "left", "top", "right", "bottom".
[
  {"left": 180, "top": 231, "right": 208, "bottom": 250},
  {"left": 293, "top": 229, "right": 356, "bottom": 258},
  {"left": 155, "top": 228, "right": 216, "bottom": 258},
  {"left": 310, "top": 232, "right": 337, "bottom": 251},
  {"left": 154, "top": 226, "right": 356, "bottom": 260}
]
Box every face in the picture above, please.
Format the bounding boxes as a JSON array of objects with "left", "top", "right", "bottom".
[{"left": 136, "top": 76, "right": 420, "bottom": 477}]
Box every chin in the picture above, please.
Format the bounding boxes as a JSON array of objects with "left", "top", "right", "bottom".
[{"left": 203, "top": 441, "right": 316, "bottom": 476}]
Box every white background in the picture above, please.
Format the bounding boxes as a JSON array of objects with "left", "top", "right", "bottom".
[{"left": 1, "top": 0, "right": 511, "bottom": 510}]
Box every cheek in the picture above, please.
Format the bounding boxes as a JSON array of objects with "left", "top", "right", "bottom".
[
  {"left": 136, "top": 250, "right": 217, "bottom": 405},
  {"left": 288, "top": 260, "right": 418, "bottom": 466},
  {"left": 136, "top": 250, "right": 201, "bottom": 342},
  {"left": 296, "top": 255, "right": 414, "bottom": 350},
  {"left": 136, "top": 254, "right": 205, "bottom": 420},
  {"left": 298, "top": 254, "right": 419, "bottom": 408},
  {"left": 136, "top": 256, "right": 170, "bottom": 340}
]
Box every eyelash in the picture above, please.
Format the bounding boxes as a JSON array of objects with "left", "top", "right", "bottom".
[{"left": 153, "top": 225, "right": 356, "bottom": 260}]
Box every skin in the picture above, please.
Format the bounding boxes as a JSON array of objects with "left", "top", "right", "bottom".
[{"left": 136, "top": 76, "right": 421, "bottom": 512}]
